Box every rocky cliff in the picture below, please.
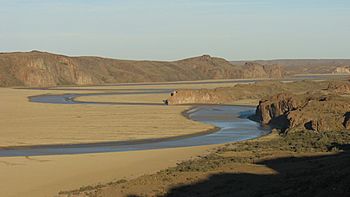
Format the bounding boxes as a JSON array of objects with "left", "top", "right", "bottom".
[
  {"left": 165, "top": 89, "right": 233, "bottom": 105},
  {"left": 255, "top": 92, "right": 350, "bottom": 133},
  {"left": 241, "top": 62, "right": 284, "bottom": 78},
  {"left": 333, "top": 66, "right": 350, "bottom": 74},
  {"left": 0, "top": 51, "right": 284, "bottom": 87}
]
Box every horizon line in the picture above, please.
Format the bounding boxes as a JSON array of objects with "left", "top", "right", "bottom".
[{"left": 1, "top": 50, "right": 350, "bottom": 62}]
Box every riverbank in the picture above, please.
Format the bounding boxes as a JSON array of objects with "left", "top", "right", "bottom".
[
  {"left": 0, "top": 144, "right": 218, "bottom": 197},
  {"left": 59, "top": 130, "right": 350, "bottom": 197}
]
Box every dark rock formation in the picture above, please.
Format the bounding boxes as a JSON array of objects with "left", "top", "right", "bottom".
[
  {"left": 255, "top": 93, "right": 350, "bottom": 132},
  {"left": 344, "top": 112, "right": 350, "bottom": 130},
  {"left": 255, "top": 93, "right": 304, "bottom": 126}
]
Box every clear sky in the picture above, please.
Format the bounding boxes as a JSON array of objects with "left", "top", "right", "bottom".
[{"left": 0, "top": 0, "right": 349, "bottom": 60}]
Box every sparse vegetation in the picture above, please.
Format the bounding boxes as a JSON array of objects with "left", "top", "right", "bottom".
[
  {"left": 168, "top": 130, "right": 350, "bottom": 173},
  {"left": 59, "top": 130, "right": 350, "bottom": 197}
]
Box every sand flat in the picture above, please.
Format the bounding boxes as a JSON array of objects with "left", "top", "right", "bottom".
[
  {"left": 0, "top": 87, "right": 212, "bottom": 147},
  {"left": 0, "top": 145, "right": 215, "bottom": 197}
]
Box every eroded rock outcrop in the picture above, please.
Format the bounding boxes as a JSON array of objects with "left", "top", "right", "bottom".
[
  {"left": 165, "top": 89, "right": 232, "bottom": 105},
  {"left": 242, "top": 62, "right": 284, "bottom": 79},
  {"left": 13, "top": 57, "right": 96, "bottom": 87},
  {"left": 255, "top": 93, "right": 305, "bottom": 126},
  {"left": 327, "top": 80, "right": 350, "bottom": 94},
  {"left": 255, "top": 93, "right": 350, "bottom": 132},
  {"left": 344, "top": 112, "right": 350, "bottom": 130},
  {"left": 333, "top": 66, "right": 350, "bottom": 74}
]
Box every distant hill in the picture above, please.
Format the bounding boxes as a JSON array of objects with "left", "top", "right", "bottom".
[
  {"left": 231, "top": 59, "right": 350, "bottom": 75},
  {"left": 0, "top": 51, "right": 283, "bottom": 87}
]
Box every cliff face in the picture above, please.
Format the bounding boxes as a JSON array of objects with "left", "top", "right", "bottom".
[
  {"left": 255, "top": 93, "right": 304, "bottom": 126},
  {"left": 344, "top": 112, "right": 350, "bottom": 130},
  {"left": 242, "top": 62, "right": 284, "bottom": 78},
  {"left": 0, "top": 52, "right": 99, "bottom": 87},
  {"left": 10, "top": 56, "right": 96, "bottom": 87},
  {"left": 333, "top": 66, "right": 350, "bottom": 74},
  {"left": 255, "top": 93, "right": 350, "bottom": 133},
  {"left": 165, "top": 89, "right": 234, "bottom": 105},
  {"left": 0, "top": 51, "right": 285, "bottom": 87}
]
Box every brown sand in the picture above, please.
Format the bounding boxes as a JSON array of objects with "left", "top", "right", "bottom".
[
  {"left": 0, "top": 145, "right": 216, "bottom": 197},
  {"left": 0, "top": 88, "right": 211, "bottom": 148}
]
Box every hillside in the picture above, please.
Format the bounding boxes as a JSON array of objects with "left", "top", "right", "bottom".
[
  {"left": 0, "top": 51, "right": 283, "bottom": 87},
  {"left": 232, "top": 59, "right": 350, "bottom": 75}
]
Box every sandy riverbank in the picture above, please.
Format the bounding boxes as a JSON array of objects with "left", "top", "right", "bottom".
[
  {"left": 0, "top": 144, "right": 218, "bottom": 197},
  {"left": 0, "top": 88, "right": 212, "bottom": 148}
]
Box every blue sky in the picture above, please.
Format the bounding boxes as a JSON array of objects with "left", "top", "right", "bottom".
[{"left": 0, "top": 0, "right": 349, "bottom": 60}]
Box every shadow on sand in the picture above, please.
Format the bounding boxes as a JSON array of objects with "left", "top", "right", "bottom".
[{"left": 129, "top": 144, "right": 350, "bottom": 197}]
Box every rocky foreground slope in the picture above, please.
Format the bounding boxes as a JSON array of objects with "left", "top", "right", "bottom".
[{"left": 0, "top": 51, "right": 284, "bottom": 87}]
